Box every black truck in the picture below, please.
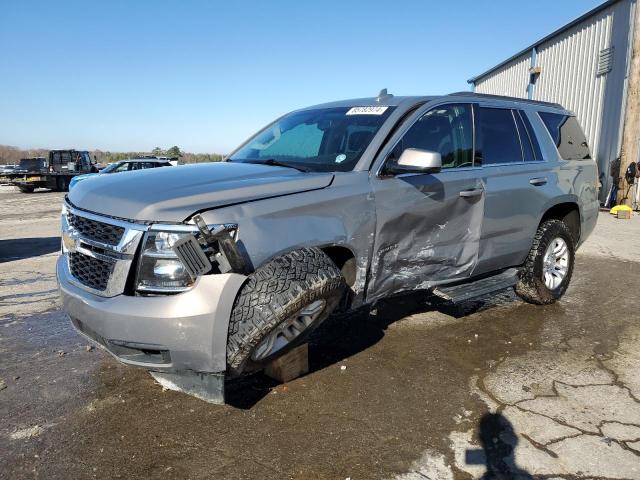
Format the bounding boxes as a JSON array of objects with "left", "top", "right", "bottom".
[{"left": 0, "top": 150, "right": 98, "bottom": 193}]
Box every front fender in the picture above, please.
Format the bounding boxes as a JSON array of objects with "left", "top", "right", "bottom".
[{"left": 196, "top": 171, "right": 376, "bottom": 305}]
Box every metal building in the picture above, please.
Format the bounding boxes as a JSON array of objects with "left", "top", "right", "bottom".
[{"left": 468, "top": 0, "right": 639, "bottom": 202}]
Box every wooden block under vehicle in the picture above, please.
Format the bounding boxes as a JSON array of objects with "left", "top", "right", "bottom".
[
  {"left": 264, "top": 343, "right": 309, "bottom": 383},
  {"left": 617, "top": 210, "right": 632, "bottom": 219}
]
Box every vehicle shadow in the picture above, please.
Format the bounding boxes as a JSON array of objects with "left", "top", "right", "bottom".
[
  {"left": 0, "top": 237, "right": 60, "bottom": 263},
  {"left": 225, "top": 289, "right": 519, "bottom": 409},
  {"left": 465, "top": 413, "right": 534, "bottom": 479}
]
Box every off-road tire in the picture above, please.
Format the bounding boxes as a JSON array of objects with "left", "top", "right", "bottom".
[
  {"left": 227, "top": 247, "right": 345, "bottom": 375},
  {"left": 18, "top": 185, "right": 34, "bottom": 193},
  {"left": 515, "top": 219, "right": 575, "bottom": 305}
]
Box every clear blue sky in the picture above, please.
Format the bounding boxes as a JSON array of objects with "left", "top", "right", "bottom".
[{"left": 0, "top": 0, "right": 603, "bottom": 153}]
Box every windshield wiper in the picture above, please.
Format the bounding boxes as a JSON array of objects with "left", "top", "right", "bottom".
[{"left": 236, "top": 158, "right": 310, "bottom": 173}]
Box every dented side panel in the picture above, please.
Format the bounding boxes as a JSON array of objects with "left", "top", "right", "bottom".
[
  {"left": 367, "top": 170, "right": 485, "bottom": 302},
  {"left": 197, "top": 171, "right": 377, "bottom": 306}
]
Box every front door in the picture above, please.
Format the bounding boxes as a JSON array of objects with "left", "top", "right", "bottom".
[{"left": 367, "top": 103, "right": 485, "bottom": 302}]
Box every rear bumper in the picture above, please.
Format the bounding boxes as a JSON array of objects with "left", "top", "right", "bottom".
[{"left": 57, "top": 255, "right": 246, "bottom": 373}]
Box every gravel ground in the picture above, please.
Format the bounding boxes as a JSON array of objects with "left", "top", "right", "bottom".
[{"left": 1, "top": 185, "right": 639, "bottom": 479}]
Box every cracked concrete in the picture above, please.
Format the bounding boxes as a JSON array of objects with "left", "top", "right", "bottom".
[
  {"left": 444, "top": 218, "right": 640, "bottom": 479},
  {"left": 1, "top": 187, "right": 640, "bottom": 479}
]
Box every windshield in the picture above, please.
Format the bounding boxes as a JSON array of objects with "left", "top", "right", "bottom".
[{"left": 229, "top": 106, "right": 395, "bottom": 172}]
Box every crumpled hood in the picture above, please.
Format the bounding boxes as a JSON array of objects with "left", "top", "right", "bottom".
[{"left": 68, "top": 162, "right": 334, "bottom": 223}]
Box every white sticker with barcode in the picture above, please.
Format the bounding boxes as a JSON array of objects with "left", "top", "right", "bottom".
[{"left": 346, "top": 106, "right": 388, "bottom": 115}]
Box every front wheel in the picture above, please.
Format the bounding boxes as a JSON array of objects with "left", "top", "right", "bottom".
[
  {"left": 18, "top": 185, "right": 35, "bottom": 193},
  {"left": 515, "top": 219, "right": 575, "bottom": 305},
  {"left": 226, "top": 247, "right": 346, "bottom": 375}
]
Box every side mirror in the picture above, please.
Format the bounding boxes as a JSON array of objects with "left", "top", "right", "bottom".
[{"left": 387, "top": 148, "right": 442, "bottom": 174}]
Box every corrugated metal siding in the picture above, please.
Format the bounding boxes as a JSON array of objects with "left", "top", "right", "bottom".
[
  {"left": 472, "top": 0, "right": 635, "bottom": 200},
  {"left": 474, "top": 53, "right": 530, "bottom": 98},
  {"left": 533, "top": 3, "right": 618, "bottom": 161}
]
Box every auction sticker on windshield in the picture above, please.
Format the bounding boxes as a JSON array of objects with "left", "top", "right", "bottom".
[{"left": 346, "top": 106, "right": 388, "bottom": 115}]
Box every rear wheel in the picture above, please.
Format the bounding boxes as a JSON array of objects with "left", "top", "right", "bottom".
[
  {"left": 227, "top": 247, "right": 345, "bottom": 375},
  {"left": 55, "top": 176, "right": 69, "bottom": 192},
  {"left": 515, "top": 219, "right": 575, "bottom": 305}
]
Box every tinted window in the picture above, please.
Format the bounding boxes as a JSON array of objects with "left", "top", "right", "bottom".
[
  {"left": 519, "top": 111, "right": 543, "bottom": 161},
  {"left": 538, "top": 112, "right": 591, "bottom": 160},
  {"left": 113, "top": 162, "right": 130, "bottom": 172},
  {"left": 475, "top": 108, "right": 523, "bottom": 165},
  {"left": 514, "top": 111, "right": 535, "bottom": 162},
  {"left": 391, "top": 103, "right": 474, "bottom": 169}
]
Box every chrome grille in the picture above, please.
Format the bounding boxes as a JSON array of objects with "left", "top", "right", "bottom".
[
  {"left": 69, "top": 252, "right": 115, "bottom": 291},
  {"left": 62, "top": 204, "right": 146, "bottom": 297},
  {"left": 67, "top": 212, "right": 125, "bottom": 245}
]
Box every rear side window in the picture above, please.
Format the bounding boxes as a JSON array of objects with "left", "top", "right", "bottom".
[
  {"left": 514, "top": 110, "right": 544, "bottom": 161},
  {"left": 475, "top": 107, "right": 523, "bottom": 165},
  {"left": 538, "top": 112, "right": 591, "bottom": 160},
  {"left": 518, "top": 111, "right": 543, "bottom": 161}
]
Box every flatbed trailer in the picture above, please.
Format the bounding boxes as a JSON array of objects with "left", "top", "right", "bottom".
[
  {"left": 0, "top": 171, "right": 81, "bottom": 193},
  {"left": 0, "top": 150, "right": 98, "bottom": 193}
]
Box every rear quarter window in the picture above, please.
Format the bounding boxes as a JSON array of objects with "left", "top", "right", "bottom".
[{"left": 538, "top": 112, "right": 591, "bottom": 160}]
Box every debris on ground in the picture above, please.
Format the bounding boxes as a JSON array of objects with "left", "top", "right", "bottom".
[{"left": 10, "top": 426, "right": 44, "bottom": 440}]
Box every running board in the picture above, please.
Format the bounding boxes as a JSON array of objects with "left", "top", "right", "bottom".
[{"left": 432, "top": 268, "right": 518, "bottom": 304}]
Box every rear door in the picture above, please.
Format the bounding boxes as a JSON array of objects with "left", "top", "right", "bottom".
[
  {"left": 473, "top": 106, "right": 554, "bottom": 275},
  {"left": 367, "top": 102, "right": 485, "bottom": 301}
]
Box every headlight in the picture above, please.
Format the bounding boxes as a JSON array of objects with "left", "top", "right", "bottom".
[{"left": 136, "top": 230, "right": 196, "bottom": 293}]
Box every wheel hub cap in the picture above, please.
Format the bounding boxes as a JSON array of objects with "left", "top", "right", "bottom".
[
  {"left": 542, "top": 237, "right": 569, "bottom": 290},
  {"left": 251, "top": 299, "right": 327, "bottom": 362}
]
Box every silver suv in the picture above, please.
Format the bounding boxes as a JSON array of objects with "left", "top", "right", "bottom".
[{"left": 57, "top": 91, "right": 599, "bottom": 398}]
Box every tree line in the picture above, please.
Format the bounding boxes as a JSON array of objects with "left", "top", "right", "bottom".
[{"left": 0, "top": 145, "right": 226, "bottom": 165}]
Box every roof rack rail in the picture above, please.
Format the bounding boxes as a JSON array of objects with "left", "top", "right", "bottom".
[{"left": 448, "top": 92, "right": 564, "bottom": 109}]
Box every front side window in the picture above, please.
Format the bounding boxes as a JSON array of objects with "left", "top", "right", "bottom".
[
  {"left": 229, "top": 106, "right": 395, "bottom": 172},
  {"left": 538, "top": 112, "right": 591, "bottom": 160},
  {"left": 388, "top": 103, "right": 474, "bottom": 169},
  {"left": 475, "top": 107, "right": 523, "bottom": 165},
  {"left": 106, "top": 162, "right": 130, "bottom": 173}
]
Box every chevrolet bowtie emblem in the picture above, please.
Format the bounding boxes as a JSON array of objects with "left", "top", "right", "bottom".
[{"left": 62, "top": 230, "right": 79, "bottom": 253}]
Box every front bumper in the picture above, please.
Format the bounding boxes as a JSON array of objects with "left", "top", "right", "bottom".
[{"left": 57, "top": 255, "right": 246, "bottom": 373}]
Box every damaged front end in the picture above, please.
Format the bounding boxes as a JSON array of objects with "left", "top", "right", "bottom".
[
  {"left": 136, "top": 214, "right": 250, "bottom": 295},
  {"left": 176, "top": 214, "right": 249, "bottom": 277},
  {"left": 58, "top": 202, "right": 251, "bottom": 404}
]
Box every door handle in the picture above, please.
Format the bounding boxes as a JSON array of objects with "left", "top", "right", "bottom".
[
  {"left": 529, "top": 177, "right": 548, "bottom": 186},
  {"left": 459, "top": 188, "right": 484, "bottom": 198}
]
